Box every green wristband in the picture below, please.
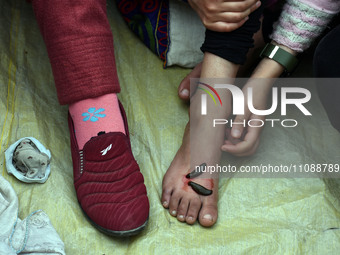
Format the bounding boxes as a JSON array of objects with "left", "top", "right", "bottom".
[{"left": 260, "top": 43, "right": 298, "bottom": 73}]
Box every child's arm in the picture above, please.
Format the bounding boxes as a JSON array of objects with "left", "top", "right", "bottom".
[
  {"left": 270, "top": 0, "right": 340, "bottom": 54},
  {"left": 178, "top": 0, "right": 264, "bottom": 99},
  {"left": 221, "top": 45, "right": 297, "bottom": 156},
  {"left": 192, "top": 0, "right": 264, "bottom": 156},
  {"left": 222, "top": 0, "right": 340, "bottom": 156},
  {"left": 200, "top": 0, "right": 264, "bottom": 66},
  {"left": 201, "top": 52, "right": 239, "bottom": 78}
]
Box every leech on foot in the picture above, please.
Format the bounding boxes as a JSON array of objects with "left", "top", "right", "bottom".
[
  {"left": 188, "top": 181, "right": 213, "bottom": 196},
  {"left": 185, "top": 163, "right": 206, "bottom": 179},
  {"left": 185, "top": 163, "right": 213, "bottom": 195}
]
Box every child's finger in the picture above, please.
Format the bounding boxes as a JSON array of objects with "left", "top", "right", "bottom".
[
  {"left": 209, "top": 11, "right": 250, "bottom": 23},
  {"left": 204, "top": 19, "right": 248, "bottom": 33},
  {"left": 221, "top": 139, "right": 257, "bottom": 156},
  {"left": 231, "top": 112, "right": 250, "bottom": 139},
  {"left": 232, "top": 126, "right": 262, "bottom": 156},
  {"left": 220, "top": 0, "right": 259, "bottom": 13},
  {"left": 216, "top": 0, "right": 261, "bottom": 23},
  {"left": 248, "top": 1, "right": 261, "bottom": 14},
  {"left": 222, "top": 128, "right": 257, "bottom": 154},
  {"left": 203, "top": 0, "right": 260, "bottom": 25},
  {"left": 230, "top": 139, "right": 260, "bottom": 157},
  {"left": 225, "top": 128, "right": 243, "bottom": 145},
  {"left": 222, "top": 126, "right": 261, "bottom": 155}
]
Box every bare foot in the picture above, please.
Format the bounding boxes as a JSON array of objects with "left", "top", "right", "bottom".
[
  {"left": 163, "top": 53, "right": 237, "bottom": 227},
  {"left": 162, "top": 83, "right": 232, "bottom": 226},
  {"left": 161, "top": 122, "right": 220, "bottom": 227}
]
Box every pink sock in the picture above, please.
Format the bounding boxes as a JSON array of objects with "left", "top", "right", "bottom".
[{"left": 69, "top": 93, "right": 125, "bottom": 149}]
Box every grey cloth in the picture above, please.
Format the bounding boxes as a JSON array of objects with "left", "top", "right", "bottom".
[
  {"left": 0, "top": 175, "right": 65, "bottom": 254},
  {"left": 5, "top": 137, "right": 51, "bottom": 183}
]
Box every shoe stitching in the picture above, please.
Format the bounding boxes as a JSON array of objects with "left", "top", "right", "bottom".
[
  {"left": 81, "top": 167, "right": 140, "bottom": 183},
  {"left": 84, "top": 161, "right": 135, "bottom": 174},
  {"left": 77, "top": 176, "right": 144, "bottom": 195},
  {"left": 87, "top": 194, "right": 147, "bottom": 209},
  {"left": 76, "top": 169, "right": 141, "bottom": 190},
  {"left": 79, "top": 150, "right": 84, "bottom": 174},
  {"left": 82, "top": 182, "right": 145, "bottom": 199},
  {"left": 81, "top": 168, "right": 137, "bottom": 180}
]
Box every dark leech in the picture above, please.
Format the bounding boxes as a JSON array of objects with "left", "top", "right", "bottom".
[
  {"left": 188, "top": 181, "right": 213, "bottom": 196},
  {"left": 186, "top": 163, "right": 206, "bottom": 179}
]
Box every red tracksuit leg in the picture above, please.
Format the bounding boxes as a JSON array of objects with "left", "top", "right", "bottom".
[{"left": 31, "top": 0, "right": 120, "bottom": 105}]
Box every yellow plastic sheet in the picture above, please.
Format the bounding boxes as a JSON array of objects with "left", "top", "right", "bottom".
[{"left": 1, "top": 0, "right": 340, "bottom": 254}]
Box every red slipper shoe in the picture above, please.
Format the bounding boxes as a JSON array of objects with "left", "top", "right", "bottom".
[{"left": 68, "top": 101, "right": 149, "bottom": 237}]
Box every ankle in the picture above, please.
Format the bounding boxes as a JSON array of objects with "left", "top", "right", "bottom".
[{"left": 69, "top": 93, "right": 125, "bottom": 149}]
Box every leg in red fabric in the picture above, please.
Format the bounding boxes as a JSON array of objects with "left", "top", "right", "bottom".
[{"left": 31, "top": 0, "right": 149, "bottom": 236}]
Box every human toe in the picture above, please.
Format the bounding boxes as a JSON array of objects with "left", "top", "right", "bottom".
[
  {"left": 185, "top": 197, "right": 201, "bottom": 225},
  {"left": 199, "top": 204, "right": 218, "bottom": 227}
]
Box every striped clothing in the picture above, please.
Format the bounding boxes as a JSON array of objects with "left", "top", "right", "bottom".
[{"left": 271, "top": 0, "right": 340, "bottom": 52}]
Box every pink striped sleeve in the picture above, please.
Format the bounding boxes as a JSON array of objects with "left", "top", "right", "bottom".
[{"left": 270, "top": 0, "right": 340, "bottom": 52}]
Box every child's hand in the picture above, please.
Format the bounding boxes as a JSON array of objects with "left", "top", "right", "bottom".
[
  {"left": 221, "top": 80, "right": 270, "bottom": 156},
  {"left": 188, "top": 0, "right": 261, "bottom": 32},
  {"left": 221, "top": 43, "right": 296, "bottom": 156}
]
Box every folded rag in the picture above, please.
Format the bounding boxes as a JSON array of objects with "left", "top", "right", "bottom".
[
  {"left": 0, "top": 175, "right": 65, "bottom": 254},
  {"left": 5, "top": 137, "right": 52, "bottom": 183}
]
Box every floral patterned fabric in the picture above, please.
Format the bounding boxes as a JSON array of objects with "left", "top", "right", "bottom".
[
  {"left": 116, "top": 0, "right": 170, "bottom": 66},
  {"left": 116, "top": 0, "right": 281, "bottom": 67}
]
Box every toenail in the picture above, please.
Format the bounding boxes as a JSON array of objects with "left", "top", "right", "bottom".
[
  {"left": 178, "top": 215, "right": 184, "bottom": 220},
  {"left": 162, "top": 201, "right": 168, "bottom": 207},
  {"left": 181, "top": 89, "right": 189, "bottom": 97},
  {"left": 187, "top": 216, "right": 194, "bottom": 222},
  {"left": 171, "top": 210, "right": 177, "bottom": 216},
  {"left": 203, "top": 214, "right": 213, "bottom": 221}
]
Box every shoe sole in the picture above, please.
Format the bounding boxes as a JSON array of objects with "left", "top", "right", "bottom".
[{"left": 81, "top": 206, "right": 149, "bottom": 237}]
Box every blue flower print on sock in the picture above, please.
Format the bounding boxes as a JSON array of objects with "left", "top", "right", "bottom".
[{"left": 82, "top": 107, "right": 106, "bottom": 122}]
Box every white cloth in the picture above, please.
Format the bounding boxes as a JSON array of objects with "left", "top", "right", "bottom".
[
  {"left": 5, "top": 137, "right": 51, "bottom": 184},
  {"left": 167, "top": 0, "right": 205, "bottom": 68},
  {"left": 0, "top": 175, "right": 65, "bottom": 254}
]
